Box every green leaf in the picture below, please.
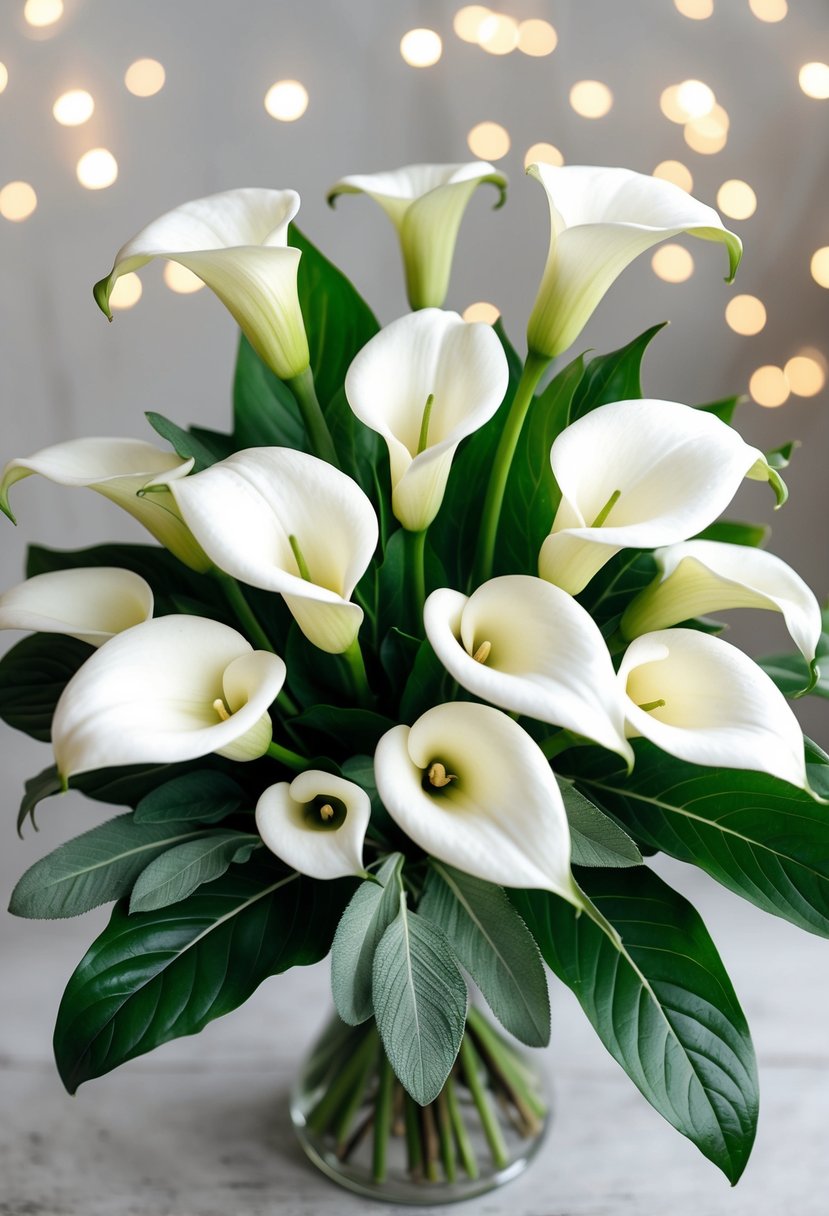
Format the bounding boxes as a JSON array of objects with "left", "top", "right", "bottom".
[
  {"left": 0, "top": 633, "right": 93, "bottom": 741},
  {"left": 129, "top": 831, "right": 260, "bottom": 912},
  {"left": 375, "top": 528, "right": 408, "bottom": 642},
  {"left": 53, "top": 863, "right": 351, "bottom": 1092},
  {"left": 291, "top": 705, "right": 396, "bottom": 753},
  {"left": 145, "top": 412, "right": 218, "bottom": 472},
  {"left": 398, "top": 638, "right": 453, "bottom": 723},
  {"left": 325, "top": 385, "right": 389, "bottom": 523},
  {"left": 17, "top": 765, "right": 62, "bottom": 834},
  {"left": 331, "top": 853, "right": 404, "bottom": 1025},
  {"left": 760, "top": 653, "right": 827, "bottom": 699},
  {"left": 233, "top": 334, "right": 305, "bottom": 449},
  {"left": 134, "top": 770, "right": 246, "bottom": 824},
  {"left": 558, "top": 780, "right": 643, "bottom": 867},
  {"left": 340, "top": 755, "right": 401, "bottom": 850},
  {"left": 569, "top": 323, "right": 667, "bottom": 421},
  {"left": 9, "top": 815, "right": 208, "bottom": 919},
  {"left": 695, "top": 520, "right": 769, "bottom": 547},
  {"left": 513, "top": 866, "right": 758, "bottom": 1183},
  {"left": 73, "top": 761, "right": 215, "bottom": 810},
  {"left": 766, "top": 440, "right": 797, "bottom": 470},
  {"left": 419, "top": 862, "right": 550, "bottom": 1048},
  {"left": 372, "top": 892, "right": 468, "bottom": 1105},
  {"left": 696, "top": 395, "right": 744, "bottom": 425},
  {"left": 579, "top": 549, "right": 658, "bottom": 634}
]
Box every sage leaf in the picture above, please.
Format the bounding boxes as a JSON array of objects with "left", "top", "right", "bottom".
[
  {"left": 129, "top": 831, "right": 261, "bottom": 912},
  {"left": 557, "top": 779, "right": 642, "bottom": 868},
  {"left": 330, "top": 852, "right": 404, "bottom": 1024},
  {"left": 134, "top": 770, "right": 246, "bottom": 824}
]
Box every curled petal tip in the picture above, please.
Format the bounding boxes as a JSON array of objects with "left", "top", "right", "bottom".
[{"left": 93, "top": 275, "right": 114, "bottom": 321}]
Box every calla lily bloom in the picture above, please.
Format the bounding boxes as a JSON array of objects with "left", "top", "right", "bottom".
[
  {"left": 344, "top": 309, "right": 508, "bottom": 531},
  {"left": 424, "top": 576, "right": 632, "bottom": 764},
  {"left": 255, "top": 771, "right": 371, "bottom": 880},
  {"left": 619, "top": 628, "right": 809, "bottom": 791},
  {"left": 539, "top": 399, "right": 782, "bottom": 596},
  {"left": 94, "top": 188, "right": 310, "bottom": 381},
  {"left": 52, "top": 615, "right": 286, "bottom": 781},
  {"left": 328, "top": 162, "right": 507, "bottom": 310},
  {"left": 375, "top": 702, "right": 581, "bottom": 902},
  {"left": 162, "top": 447, "right": 378, "bottom": 653},
  {"left": 526, "top": 164, "right": 742, "bottom": 358},
  {"left": 621, "top": 540, "right": 822, "bottom": 684},
  {"left": 0, "top": 437, "right": 209, "bottom": 572},
  {"left": 0, "top": 567, "right": 153, "bottom": 646}
]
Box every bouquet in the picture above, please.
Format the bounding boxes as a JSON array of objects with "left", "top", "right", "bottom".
[{"left": 2, "top": 159, "right": 826, "bottom": 1200}]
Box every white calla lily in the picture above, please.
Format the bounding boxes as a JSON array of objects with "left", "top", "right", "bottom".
[
  {"left": 94, "top": 188, "right": 309, "bottom": 380},
  {"left": 344, "top": 310, "right": 509, "bottom": 531},
  {"left": 52, "top": 615, "right": 286, "bottom": 781},
  {"left": 539, "top": 399, "right": 783, "bottom": 595},
  {"left": 619, "top": 628, "right": 809, "bottom": 790},
  {"left": 0, "top": 437, "right": 209, "bottom": 571},
  {"left": 0, "top": 567, "right": 153, "bottom": 646},
  {"left": 163, "top": 447, "right": 378, "bottom": 653},
  {"left": 328, "top": 162, "right": 507, "bottom": 310},
  {"left": 375, "top": 702, "right": 581, "bottom": 902},
  {"left": 424, "top": 576, "right": 632, "bottom": 764},
  {"left": 526, "top": 164, "right": 742, "bottom": 358},
  {"left": 255, "top": 771, "right": 370, "bottom": 880}
]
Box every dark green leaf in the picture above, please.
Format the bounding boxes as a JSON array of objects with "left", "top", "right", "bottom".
[
  {"left": 558, "top": 780, "right": 642, "bottom": 867},
  {"left": 331, "top": 853, "right": 404, "bottom": 1024},
  {"left": 341, "top": 755, "right": 401, "bottom": 849},
  {"left": 695, "top": 520, "right": 769, "bottom": 547},
  {"left": 233, "top": 334, "right": 305, "bottom": 449},
  {"left": 73, "top": 761, "right": 215, "bottom": 810},
  {"left": 579, "top": 550, "right": 658, "bottom": 634},
  {"left": 569, "top": 323, "right": 667, "bottom": 421},
  {"left": 375, "top": 529, "right": 408, "bottom": 642},
  {"left": 17, "top": 765, "right": 62, "bottom": 834},
  {"left": 760, "top": 653, "right": 827, "bottom": 699},
  {"left": 292, "top": 705, "right": 396, "bottom": 752},
  {"left": 378, "top": 627, "right": 421, "bottom": 692},
  {"left": 696, "top": 395, "right": 744, "bottom": 425},
  {"left": 284, "top": 623, "right": 353, "bottom": 709},
  {"left": 134, "top": 770, "right": 246, "bottom": 824},
  {"left": 399, "top": 638, "right": 453, "bottom": 723},
  {"left": 324, "top": 385, "right": 388, "bottom": 516},
  {"left": 0, "top": 633, "right": 93, "bottom": 741},
  {"left": 145, "top": 412, "right": 218, "bottom": 472},
  {"left": 129, "top": 831, "right": 260, "bottom": 912}
]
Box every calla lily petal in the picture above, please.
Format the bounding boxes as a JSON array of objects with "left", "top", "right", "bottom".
[
  {"left": 0, "top": 437, "right": 209, "bottom": 572},
  {"left": 619, "top": 628, "right": 809, "bottom": 790},
  {"left": 94, "top": 188, "right": 310, "bottom": 380},
  {"left": 52, "top": 615, "right": 286, "bottom": 780},
  {"left": 328, "top": 162, "right": 507, "bottom": 309},
  {"left": 344, "top": 310, "right": 509, "bottom": 531},
  {"left": 526, "top": 164, "right": 742, "bottom": 358},
  {"left": 375, "top": 702, "right": 581, "bottom": 902},
  {"left": 164, "top": 447, "right": 378, "bottom": 653},
  {"left": 539, "top": 399, "right": 777, "bottom": 595},
  {"left": 424, "top": 576, "right": 632, "bottom": 763},
  {"left": 255, "top": 771, "right": 370, "bottom": 880},
  {"left": 0, "top": 567, "right": 153, "bottom": 646}
]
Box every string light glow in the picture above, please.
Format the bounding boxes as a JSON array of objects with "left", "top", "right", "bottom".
[
  {"left": 676, "top": 79, "right": 715, "bottom": 119},
  {"left": 23, "top": 0, "right": 63, "bottom": 27},
  {"left": 0, "top": 181, "right": 37, "bottom": 222},
  {"left": 453, "top": 6, "right": 493, "bottom": 43},
  {"left": 463, "top": 301, "right": 501, "bottom": 324},
  {"left": 674, "top": 0, "right": 714, "bottom": 16},
  {"left": 264, "top": 80, "right": 309, "bottom": 122},
  {"left": 749, "top": 0, "right": 787, "bottom": 21},
  {"left": 76, "top": 149, "right": 118, "bottom": 190},
  {"left": 684, "top": 104, "right": 729, "bottom": 153},
  {"left": 784, "top": 353, "right": 826, "bottom": 397},
  {"left": 569, "top": 80, "right": 613, "bottom": 118},
  {"left": 750, "top": 365, "right": 789, "bottom": 408},
  {"left": 517, "top": 19, "right": 558, "bottom": 56},
  {"left": 478, "top": 14, "right": 519, "bottom": 55},
  {"left": 725, "top": 295, "right": 766, "bottom": 335},
  {"left": 716, "top": 179, "right": 757, "bottom": 220},
  {"left": 124, "top": 59, "right": 166, "bottom": 98},
  {"left": 653, "top": 160, "right": 694, "bottom": 192},
  {"left": 810, "top": 247, "right": 829, "bottom": 288},
  {"left": 799, "top": 62, "right": 829, "bottom": 100},
  {"left": 108, "top": 272, "right": 143, "bottom": 311},
  {"left": 400, "top": 29, "right": 443, "bottom": 67},
  {"left": 524, "top": 142, "right": 564, "bottom": 169},
  {"left": 0, "top": 63, "right": 8, "bottom": 94},
  {"left": 651, "top": 244, "right": 695, "bottom": 282},
  {"left": 52, "top": 89, "right": 95, "bottom": 127},
  {"left": 467, "top": 120, "right": 510, "bottom": 160},
  {"left": 163, "top": 263, "right": 206, "bottom": 294}
]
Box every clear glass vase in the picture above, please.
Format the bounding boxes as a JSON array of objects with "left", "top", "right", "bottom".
[{"left": 290, "top": 1004, "right": 550, "bottom": 1205}]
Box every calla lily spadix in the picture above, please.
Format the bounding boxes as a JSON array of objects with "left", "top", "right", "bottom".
[
  {"left": 375, "top": 702, "right": 582, "bottom": 903},
  {"left": 344, "top": 309, "right": 509, "bottom": 532},
  {"left": 539, "top": 398, "right": 784, "bottom": 596},
  {"left": 0, "top": 567, "right": 153, "bottom": 646},
  {"left": 255, "top": 771, "right": 371, "bottom": 880},
  {"left": 525, "top": 163, "right": 742, "bottom": 359},
  {"left": 424, "top": 576, "right": 633, "bottom": 764},
  {"left": 619, "top": 628, "right": 810, "bottom": 791},
  {"left": 52, "top": 615, "right": 286, "bottom": 781},
  {"left": 160, "top": 447, "right": 378, "bottom": 654},
  {"left": 328, "top": 162, "right": 507, "bottom": 310},
  {"left": 0, "top": 437, "right": 209, "bottom": 572},
  {"left": 94, "top": 188, "right": 310, "bottom": 381}
]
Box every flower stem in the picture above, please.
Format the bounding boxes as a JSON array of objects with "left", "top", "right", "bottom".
[
  {"left": 407, "top": 528, "right": 428, "bottom": 628},
  {"left": 342, "top": 637, "right": 374, "bottom": 706},
  {"left": 307, "top": 1025, "right": 375, "bottom": 1134},
  {"left": 372, "top": 1052, "right": 395, "bottom": 1182},
  {"left": 215, "top": 572, "right": 274, "bottom": 652},
  {"left": 403, "top": 1094, "right": 423, "bottom": 1178},
  {"left": 475, "top": 351, "right": 551, "bottom": 586},
  {"left": 335, "top": 1033, "right": 379, "bottom": 1150},
  {"left": 287, "top": 367, "right": 340, "bottom": 467},
  {"left": 445, "top": 1072, "right": 479, "bottom": 1179},
  {"left": 435, "top": 1087, "right": 457, "bottom": 1182},
  {"left": 459, "top": 1032, "right": 509, "bottom": 1169},
  {"left": 265, "top": 739, "right": 307, "bottom": 772}
]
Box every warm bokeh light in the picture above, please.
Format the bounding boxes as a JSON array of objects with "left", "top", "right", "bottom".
[
  {"left": 525, "top": 142, "right": 565, "bottom": 169},
  {"left": 0, "top": 181, "right": 37, "bottom": 222},
  {"left": 109, "top": 272, "right": 143, "bottom": 311},
  {"left": 725, "top": 294, "right": 767, "bottom": 335},
  {"left": 0, "top": 63, "right": 8, "bottom": 94},
  {"left": 52, "top": 89, "right": 95, "bottom": 126},
  {"left": 478, "top": 13, "right": 519, "bottom": 55},
  {"left": 463, "top": 301, "right": 501, "bottom": 324},
  {"left": 653, "top": 160, "right": 694, "bottom": 192},
  {"left": 750, "top": 365, "right": 789, "bottom": 407},
  {"left": 799, "top": 62, "right": 829, "bottom": 100},
  {"left": 467, "top": 120, "right": 510, "bottom": 160},
  {"left": 124, "top": 58, "right": 166, "bottom": 98},
  {"left": 569, "top": 80, "right": 613, "bottom": 119},
  {"left": 264, "top": 79, "right": 309, "bottom": 121},
  {"left": 810, "top": 247, "right": 829, "bottom": 288},
  {"left": 76, "top": 148, "right": 118, "bottom": 190},
  {"left": 674, "top": 0, "right": 713, "bottom": 16},
  {"left": 676, "top": 79, "right": 715, "bottom": 119},
  {"left": 716, "top": 179, "right": 757, "bottom": 220},
  {"left": 400, "top": 28, "right": 442, "bottom": 67},
  {"left": 163, "top": 262, "right": 205, "bottom": 294},
  {"left": 748, "top": 0, "right": 787, "bottom": 21},
  {"left": 517, "top": 19, "right": 557, "bottom": 56},
  {"left": 684, "top": 104, "right": 729, "bottom": 153},
  {"left": 651, "top": 244, "right": 695, "bottom": 283},
  {"left": 784, "top": 353, "right": 826, "bottom": 397},
  {"left": 453, "top": 6, "right": 493, "bottom": 43},
  {"left": 23, "top": 0, "right": 63, "bottom": 28},
  {"left": 659, "top": 85, "right": 689, "bottom": 124}
]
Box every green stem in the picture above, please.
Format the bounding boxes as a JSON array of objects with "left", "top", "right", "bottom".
[
  {"left": 265, "top": 740, "right": 307, "bottom": 772},
  {"left": 215, "top": 572, "right": 274, "bottom": 652},
  {"left": 334, "top": 1033, "right": 378, "bottom": 1149},
  {"left": 445, "top": 1072, "right": 479, "bottom": 1180},
  {"left": 287, "top": 366, "right": 340, "bottom": 467},
  {"left": 435, "top": 1088, "right": 457, "bottom": 1182},
  {"left": 420, "top": 1103, "right": 440, "bottom": 1182},
  {"left": 342, "top": 637, "right": 373, "bottom": 706},
  {"left": 278, "top": 688, "right": 300, "bottom": 717},
  {"left": 459, "top": 1033, "right": 509, "bottom": 1169},
  {"left": 307, "top": 1025, "right": 375, "bottom": 1134},
  {"left": 372, "top": 1053, "right": 395, "bottom": 1182},
  {"left": 475, "top": 351, "right": 551, "bottom": 585},
  {"left": 403, "top": 1094, "right": 423, "bottom": 1178},
  {"left": 407, "top": 528, "right": 427, "bottom": 627},
  {"left": 467, "top": 1007, "right": 546, "bottom": 1124}
]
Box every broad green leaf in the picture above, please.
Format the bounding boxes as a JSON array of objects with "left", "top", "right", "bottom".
[
  {"left": 134, "top": 770, "right": 246, "bottom": 824},
  {"left": 419, "top": 861, "right": 550, "bottom": 1047},
  {"left": 579, "top": 549, "right": 658, "bottom": 634},
  {"left": 696, "top": 395, "right": 743, "bottom": 425},
  {"left": 232, "top": 334, "right": 305, "bottom": 450},
  {"left": 557, "top": 779, "right": 642, "bottom": 867},
  {"left": 340, "top": 755, "right": 401, "bottom": 850},
  {"left": 695, "top": 520, "right": 769, "bottom": 547},
  {"left": 291, "top": 705, "right": 396, "bottom": 752},
  {"left": 331, "top": 852, "right": 404, "bottom": 1024},
  {"left": 372, "top": 892, "right": 468, "bottom": 1105},
  {"left": 53, "top": 863, "right": 351, "bottom": 1092},
  {"left": 513, "top": 866, "right": 758, "bottom": 1184},
  {"left": 766, "top": 440, "right": 796, "bottom": 470},
  {"left": 375, "top": 528, "right": 408, "bottom": 642},
  {"left": 0, "top": 633, "right": 92, "bottom": 741},
  {"left": 284, "top": 623, "right": 353, "bottom": 709},
  {"left": 9, "top": 814, "right": 207, "bottom": 919},
  {"left": 73, "top": 761, "right": 213, "bottom": 810},
  {"left": 398, "top": 638, "right": 454, "bottom": 723},
  {"left": 144, "top": 411, "right": 218, "bottom": 472},
  {"left": 323, "top": 384, "right": 388, "bottom": 512},
  {"left": 17, "top": 765, "right": 62, "bottom": 834},
  {"left": 569, "top": 323, "right": 667, "bottom": 421},
  {"left": 129, "top": 830, "right": 260, "bottom": 912},
  {"left": 378, "top": 626, "right": 421, "bottom": 693}
]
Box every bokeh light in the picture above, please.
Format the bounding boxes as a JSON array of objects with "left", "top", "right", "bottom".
[
  {"left": 569, "top": 81, "right": 613, "bottom": 119},
  {"left": 749, "top": 0, "right": 787, "bottom": 22},
  {"left": 725, "top": 294, "right": 767, "bottom": 335},
  {"left": 684, "top": 103, "right": 729, "bottom": 153},
  {"left": 478, "top": 14, "right": 519, "bottom": 55},
  {"left": 400, "top": 29, "right": 442, "bottom": 67},
  {"left": 810, "top": 247, "right": 829, "bottom": 287},
  {"left": 799, "top": 62, "right": 829, "bottom": 100},
  {"left": 0, "top": 63, "right": 8, "bottom": 94},
  {"left": 76, "top": 148, "right": 118, "bottom": 190},
  {"left": 467, "top": 120, "right": 510, "bottom": 160},
  {"left": 0, "top": 181, "right": 37, "bottom": 222},
  {"left": 716, "top": 179, "right": 757, "bottom": 220},
  {"left": 652, "top": 244, "right": 695, "bottom": 282},
  {"left": 674, "top": 0, "right": 714, "bottom": 16},
  {"left": 517, "top": 19, "right": 557, "bottom": 56},
  {"left": 676, "top": 79, "right": 715, "bottom": 119},
  {"left": 264, "top": 80, "right": 309, "bottom": 121},
  {"left": 525, "top": 142, "right": 564, "bottom": 169},
  {"left": 453, "top": 6, "right": 493, "bottom": 43},
  {"left": 750, "top": 365, "right": 789, "bottom": 407},
  {"left": 163, "top": 262, "right": 205, "bottom": 294},
  {"left": 52, "top": 89, "right": 95, "bottom": 126},
  {"left": 653, "top": 160, "right": 694, "bottom": 192},
  {"left": 109, "top": 273, "right": 143, "bottom": 311},
  {"left": 124, "top": 58, "right": 166, "bottom": 98},
  {"left": 23, "top": 0, "right": 63, "bottom": 28},
  {"left": 784, "top": 352, "right": 826, "bottom": 397},
  {"left": 463, "top": 301, "right": 501, "bottom": 324}
]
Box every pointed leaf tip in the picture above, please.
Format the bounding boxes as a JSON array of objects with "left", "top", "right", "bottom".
[{"left": 93, "top": 275, "right": 114, "bottom": 321}]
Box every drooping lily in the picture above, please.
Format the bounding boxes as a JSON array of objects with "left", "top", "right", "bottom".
[
  {"left": 619, "top": 628, "right": 809, "bottom": 790},
  {"left": 539, "top": 399, "right": 784, "bottom": 596},
  {"left": 375, "top": 702, "right": 582, "bottom": 902},
  {"left": 328, "top": 162, "right": 507, "bottom": 310},
  {"left": 344, "top": 309, "right": 508, "bottom": 532},
  {"left": 526, "top": 163, "right": 742, "bottom": 358},
  {"left": 94, "top": 188, "right": 310, "bottom": 381},
  {"left": 0, "top": 437, "right": 209, "bottom": 571},
  {"left": 255, "top": 771, "right": 371, "bottom": 880},
  {"left": 160, "top": 447, "right": 378, "bottom": 653},
  {"left": 0, "top": 567, "right": 153, "bottom": 645},
  {"left": 52, "top": 615, "right": 286, "bottom": 781},
  {"left": 424, "top": 575, "right": 632, "bottom": 763}
]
